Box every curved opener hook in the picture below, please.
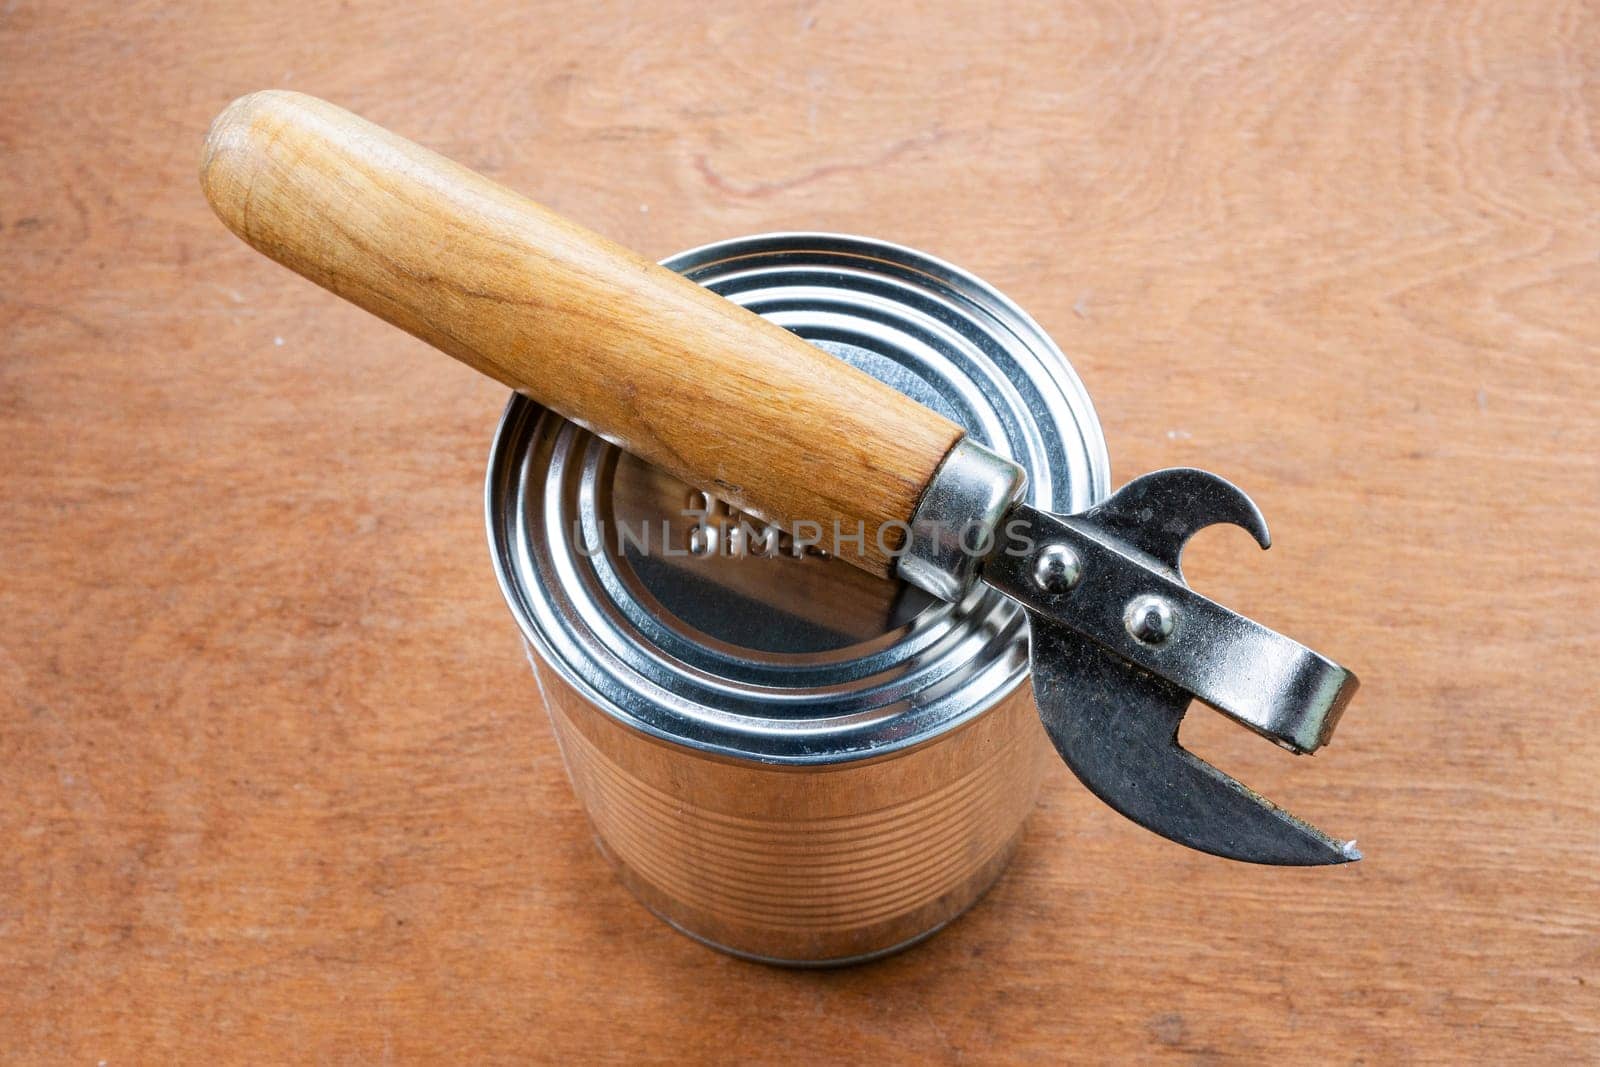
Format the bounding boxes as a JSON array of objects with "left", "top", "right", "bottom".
[
  {"left": 1082, "top": 466, "right": 1271, "bottom": 579},
  {"left": 982, "top": 469, "right": 1361, "bottom": 865}
]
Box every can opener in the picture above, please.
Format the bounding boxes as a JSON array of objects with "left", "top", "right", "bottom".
[{"left": 202, "top": 92, "right": 1361, "bottom": 865}]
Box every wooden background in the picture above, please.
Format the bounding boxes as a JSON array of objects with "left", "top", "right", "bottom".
[{"left": 3, "top": 1, "right": 1596, "bottom": 1062}]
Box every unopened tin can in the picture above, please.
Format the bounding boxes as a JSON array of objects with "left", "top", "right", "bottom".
[{"left": 487, "top": 234, "right": 1108, "bottom": 965}]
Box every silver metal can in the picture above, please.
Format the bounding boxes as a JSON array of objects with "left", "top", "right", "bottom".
[{"left": 486, "top": 234, "right": 1109, "bottom": 965}]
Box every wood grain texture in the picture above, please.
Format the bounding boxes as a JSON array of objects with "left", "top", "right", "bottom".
[
  {"left": 200, "top": 90, "right": 963, "bottom": 577},
  {"left": 1, "top": 0, "right": 1596, "bottom": 1063}
]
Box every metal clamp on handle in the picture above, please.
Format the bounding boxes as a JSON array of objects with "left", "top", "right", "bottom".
[{"left": 896, "top": 438, "right": 1027, "bottom": 601}]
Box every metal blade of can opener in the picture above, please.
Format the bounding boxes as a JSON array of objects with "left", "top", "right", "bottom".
[{"left": 901, "top": 450, "right": 1360, "bottom": 866}]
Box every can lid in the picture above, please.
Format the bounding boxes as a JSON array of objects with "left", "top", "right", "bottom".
[{"left": 487, "top": 234, "right": 1109, "bottom": 765}]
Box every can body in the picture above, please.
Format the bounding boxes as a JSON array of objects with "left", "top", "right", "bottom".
[
  {"left": 535, "top": 647, "right": 1051, "bottom": 963},
  {"left": 488, "top": 234, "right": 1108, "bottom": 964}
]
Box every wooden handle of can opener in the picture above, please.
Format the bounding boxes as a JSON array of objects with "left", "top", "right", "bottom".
[{"left": 200, "top": 91, "right": 965, "bottom": 576}]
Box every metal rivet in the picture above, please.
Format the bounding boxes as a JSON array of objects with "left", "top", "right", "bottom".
[
  {"left": 1032, "top": 544, "right": 1083, "bottom": 594},
  {"left": 1124, "top": 594, "right": 1176, "bottom": 644}
]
